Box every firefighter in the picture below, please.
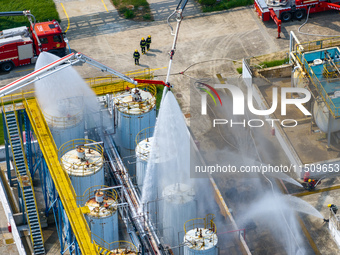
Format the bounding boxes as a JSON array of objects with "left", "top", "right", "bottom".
[
  {"left": 307, "top": 179, "right": 315, "bottom": 191},
  {"left": 146, "top": 35, "right": 151, "bottom": 51},
  {"left": 311, "top": 179, "right": 316, "bottom": 187},
  {"left": 140, "top": 37, "right": 146, "bottom": 54},
  {"left": 328, "top": 204, "right": 338, "bottom": 214},
  {"left": 133, "top": 49, "right": 140, "bottom": 65}
]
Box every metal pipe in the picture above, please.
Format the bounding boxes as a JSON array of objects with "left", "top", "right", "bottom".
[
  {"left": 103, "top": 135, "right": 164, "bottom": 254},
  {"left": 75, "top": 53, "right": 137, "bottom": 85},
  {"left": 0, "top": 53, "right": 76, "bottom": 98}
]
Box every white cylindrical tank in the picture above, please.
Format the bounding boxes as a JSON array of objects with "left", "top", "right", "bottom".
[
  {"left": 162, "top": 183, "right": 196, "bottom": 249},
  {"left": 59, "top": 139, "right": 104, "bottom": 203},
  {"left": 136, "top": 136, "right": 152, "bottom": 191},
  {"left": 84, "top": 186, "right": 119, "bottom": 247},
  {"left": 313, "top": 99, "right": 340, "bottom": 133},
  {"left": 183, "top": 216, "right": 218, "bottom": 255},
  {"left": 43, "top": 98, "right": 85, "bottom": 148},
  {"left": 114, "top": 86, "right": 156, "bottom": 176}
]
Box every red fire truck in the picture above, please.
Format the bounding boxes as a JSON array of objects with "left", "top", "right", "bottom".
[
  {"left": 0, "top": 11, "right": 67, "bottom": 72},
  {"left": 254, "top": 0, "right": 340, "bottom": 38}
]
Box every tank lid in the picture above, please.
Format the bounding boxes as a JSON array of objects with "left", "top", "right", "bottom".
[
  {"left": 162, "top": 183, "right": 195, "bottom": 204},
  {"left": 184, "top": 228, "right": 218, "bottom": 250},
  {"left": 113, "top": 88, "right": 156, "bottom": 115},
  {"left": 61, "top": 147, "right": 103, "bottom": 176},
  {"left": 85, "top": 196, "right": 117, "bottom": 217}
]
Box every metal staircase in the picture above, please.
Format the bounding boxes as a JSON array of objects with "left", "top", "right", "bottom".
[{"left": 4, "top": 111, "right": 45, "bottom": 255}]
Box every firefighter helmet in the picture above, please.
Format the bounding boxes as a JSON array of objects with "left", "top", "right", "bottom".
[
  {"left": 308, "top": 179, "right": 311, "bottom": 182},
  {"left": 135, "top": 49, "right": 138, "bottom": 52},
  {"left": 142, "top": 37, "right": 145, "bottom": 40},
  {"left": 148, "top": 35, "right": 151, "bottom": 38},
  {"left": 328, "top": 204, "right": 332, "bottom": 207}
]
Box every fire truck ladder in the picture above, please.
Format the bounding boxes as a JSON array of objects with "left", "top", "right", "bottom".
[
  {"left": 23, "top": 98, "right": 97, "bottom": 255},
  {"left": 2, "top": 109, "right": 45, "bottom": 255}
]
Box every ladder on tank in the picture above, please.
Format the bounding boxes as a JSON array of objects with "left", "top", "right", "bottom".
[{"left": 3, "top": 110, "right": 45, "bottom": 255}]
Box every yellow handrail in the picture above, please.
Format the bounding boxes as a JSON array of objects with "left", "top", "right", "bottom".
[
  {"left": 24, "top": 98, "right": 97, "bottom": 254},
  {"left": 58, "top": 139, "right": 104, "bottom": 177},
  {"left": 184, "top": 214, "right": 217, "bottom": 234},
  {"left": 294, "top": 52, "right": 340, "bottom": 118},
  {"left": 77, "top": 185, "right": 118, "bottom": 208},
  {"left": 296, "top": 37, "right": 340, "bottom": 53},
  {"left": 113, "top": 85, "right": 157, "bottom": 114},
  {"left": 94, "top": 239, "right": 138, "bottom": 254}
]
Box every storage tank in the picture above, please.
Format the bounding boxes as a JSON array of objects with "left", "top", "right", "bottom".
[
  {"left": 162, "top": 183, "right": 196, "bottom": 250},
  {"left": 135, "top": 127, "right": 154, "bottom": 192},
  {"left": 109, "top": 241, "right": 138, "bottom": 254},
  {"left": 313, "top": 98, "right": 340, "bottom": 133},
  {"left": 58, "top": 139, "right": 104, "bottom": 204},
  {"left": 43, "top": 97, "right": 85, "bottom": 148},
  {"left": 183, "top": 215, "right": 218, "bottom": 255},
  {"left": 113, "top": 86, "right": 156, "bottom": 177},
  {"left": 83, "top": 186, "right": 119, "bottom": 247}
]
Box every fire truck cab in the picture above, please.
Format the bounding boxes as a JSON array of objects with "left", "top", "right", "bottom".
[{"left": 0, "top": 11, "right": 67, "bottom": 72}]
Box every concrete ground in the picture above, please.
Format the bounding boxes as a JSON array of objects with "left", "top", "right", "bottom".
[{"left": 1, "top": 0, "right": 340, "bottom": 254}]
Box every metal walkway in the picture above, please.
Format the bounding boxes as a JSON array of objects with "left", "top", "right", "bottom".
[
  {"left": 3, "top": 110, "right": 45, "bottom": 254},
  {"left": 24, "top": 98, "right": 97, "bottom": 255}
]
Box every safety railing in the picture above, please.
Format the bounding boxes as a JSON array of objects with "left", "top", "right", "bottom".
[
  {"left": 85, "top": 68, "right": 153, "bottom": 86},
  {"left": 114, "top": 85, "right": 157, "bottom": 114},
  {"left": 58, "top": 139, "right": 104, "bottom": 176},
  {"left": 296, "top": 37, "right": 340, "bottom": 54},
  {"left": 294, "top": 52, "right": 340, "bottom": 119},
  {"left": 323, "top": 62, "right": 340, "bottom": 78},
  {"left": 41, "top": 98, "right": 84, "bottom": 129},
  {"left": 0, "top": 90, "right": 35, "bottom": 107},
  {"left": 135, "top": 127, "right": 155, "bottom": 161},
  {"left": 2, "top": 107, "right": 44, "bottom": 247},
  {"left": 94, "top": 239, "right": 138, "bottom": 254},
  {"left": 24, "top": 98, "right": 96, "bottom": 254},
  {"left": 184, "top": 214, "right": 217, "bottom": 234},
  {"left": 17, "top": 175, "right": 44, "bottom": 247},
  {"left": 77, "top": 185, "right": 118, "bottom": 208}
]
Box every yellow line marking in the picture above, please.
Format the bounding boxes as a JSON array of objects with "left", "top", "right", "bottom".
[
  {"left": 15, "top": 68, "right": 34, "bottom": 73},
  {"left": 60, "top": 3, "right": 70, "bottom": 32},
  {"left": 216, "top": 73, "right": 225, "bottom": 84},
  {"left": 292, "top": 184, "right": 340, "bottom": 197},
  {"left": 101, "top": 0, "right": 109, "bottom": 12},
  {"left": 298, "top": 216, "right": 321, "bottom": 255}
]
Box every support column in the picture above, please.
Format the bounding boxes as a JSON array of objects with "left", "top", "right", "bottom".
[
  {"left": 2, "top": 112, "right": 12, "bottom": 186},
  {"left": 24, "top": 111, "right": 33, "bottom": 177},
  {"left": 327, "top": 113, "right": 333, "bottom": 149}
]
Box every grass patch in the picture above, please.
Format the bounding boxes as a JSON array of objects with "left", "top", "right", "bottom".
[
  {"left": 111, "top": 0, "right": 153, "bottom": 21},
  {"left": 155, "top": 85, "right": 164, "bottom": 111},
  {"left": 199, "top": 0, "right": 253, "bottom": 12},
  {"left": 0, "top": 0, "right": 60, "bottom": 30},
  {"left": 236, "top": 57, "right": 289, "bottom": 74},
  {"left": 260, "top": 58, "right": 289, "bottom": 68}
]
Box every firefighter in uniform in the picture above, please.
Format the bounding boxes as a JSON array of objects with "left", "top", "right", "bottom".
[
  {"left": 133, "top": 49, "right": 140, "bottom": 65},
  {"left": 140, "top": 37, "right": 146, "bottom": 54},
  {"left": 146, "top": 35, "right": 152, "bottom": 51},
  {"left": 328, "top": 204, "right": 338, "bottom": 214}
]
